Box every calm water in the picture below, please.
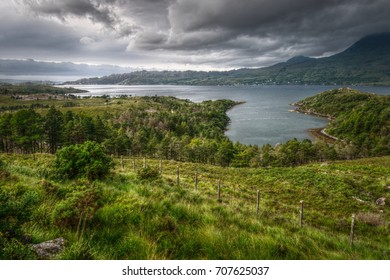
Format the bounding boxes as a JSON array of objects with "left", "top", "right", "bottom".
[{"left": 66, "top": 85, "right": 390, "bottom": 146}]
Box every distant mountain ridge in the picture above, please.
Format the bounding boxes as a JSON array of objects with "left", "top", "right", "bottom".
[
  {"left": 70, "top": 32, "right": 390, "bottom": 86},
  {"left": 0, "top": 59, "right": 136, "bottom": 79}
]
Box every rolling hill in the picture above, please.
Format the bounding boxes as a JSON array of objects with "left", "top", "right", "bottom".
[{"left": 69, "top": 33, "right": 390, "bottom": 86}]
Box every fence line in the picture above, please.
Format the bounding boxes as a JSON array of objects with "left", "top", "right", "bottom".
[{"left": 113, "top": 156, "right": 359, "bottom": 244}]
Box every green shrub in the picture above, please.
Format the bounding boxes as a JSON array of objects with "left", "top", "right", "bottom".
[
  {"left": 137, "top": 166, "right": 161, "bottom": 181},
  {"left": 0, "top": 238, "right": 36, "bottom": 260},
  {"left": 0, "top": 184, "right": 40, "bottom": 259},
  {"left": 52, "top": 184, "right": 101, "bottom": 229},
  {"left": 0, "top": 184, "right": 40, "bottom": 239},
  {"left": 54, "top": 141, "right": 114, "bottom": 181}
]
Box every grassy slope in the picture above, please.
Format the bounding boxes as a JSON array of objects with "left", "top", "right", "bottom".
[{"left": 1, "top": 154, "right": 389, "bottom": 260}]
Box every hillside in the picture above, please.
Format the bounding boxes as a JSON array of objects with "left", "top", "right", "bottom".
[
  {"left": 295, "top": 87, "right": 390, "bottom": 156},
  {"left": 69, "top": 33, "right": 390, "bottom": 86},
  {"left": 0, "top": 83, "right": 87, "bottom": 96},
  {"left": 1, "top": 154, "right": 389, "bottom": 260}
]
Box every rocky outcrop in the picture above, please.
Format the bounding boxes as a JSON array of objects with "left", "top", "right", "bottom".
[{"left": 32, "top": 238, "right": 66, "bottom": 260}]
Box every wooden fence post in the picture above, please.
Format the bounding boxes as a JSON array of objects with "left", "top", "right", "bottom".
[
  {"left": 176, "top": 166, "right": 180, "bottom": 186},
  {"left": 299, "top": 200, "right": 304, "bottom": 227},
  {"left": 159, "top": 159, "right": 162, "bottom": 174},
  {"left": 350, "top": 214, "right": 356, "bottom": 247},
  {"left": 132, "top": 158, "right": 135, "bottom": 172},
  {"left": 143, "top": 157, "right": 146, "bottom": 169},
  {"left": 256, "top": 190, "right": 261, "bottom": 214},
  {"left": 195, "top": 172, "right": 198, "bottom": 191},
  {"left": 217, "top": 179, "right": 221, "bottom": 201},
  {"left": 121, "top": 156, "right": 124, "bottom": 169}
]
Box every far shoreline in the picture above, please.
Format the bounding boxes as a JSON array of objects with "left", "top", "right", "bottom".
[{"left": 307, "top": 128, "right": 338, "bottom": 144}]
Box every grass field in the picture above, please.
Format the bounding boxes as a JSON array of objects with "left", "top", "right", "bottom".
[{"left": 1, "top": 153, "right": 389, "bottom": 259}]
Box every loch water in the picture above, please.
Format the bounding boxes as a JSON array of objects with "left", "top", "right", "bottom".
[{"left": 67, "top": 84, "right": 390, "bottom": 146}]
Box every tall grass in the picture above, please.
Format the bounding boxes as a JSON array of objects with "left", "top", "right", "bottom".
[{"left": 1, "top": 153, "right": 389, "bottom": 259}]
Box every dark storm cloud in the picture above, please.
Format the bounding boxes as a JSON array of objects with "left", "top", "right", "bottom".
[
  {"left": 166, "top": 0, "right": 390, "bottom": 55},
  {"left": 21, "top": 0, "right": 117, "bottom": 28},
  {"left": 4, "top": 0, "right": 390, "bottom": 70}
]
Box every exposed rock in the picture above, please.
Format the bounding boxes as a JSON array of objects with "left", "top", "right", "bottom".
[
  {"left": 376, "top": 197, "right": 386, "bottom": 206},
  {"left": 352, "top": 196, "right": 368, "bottom": 204},
  {"left": 32, "top": 238, "right": 66, "bottom": 260}
]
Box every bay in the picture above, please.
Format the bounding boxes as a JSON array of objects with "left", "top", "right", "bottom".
[{"left": 66, "top": 84, "right": 390, "bottom": 146}]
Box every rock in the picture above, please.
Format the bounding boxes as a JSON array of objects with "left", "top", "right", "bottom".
[
  {"left": 352, "top": 196, "right": 368, "bottom": 204},
  {"left": 32, "top": 238, "right": 66, "bottom": 260},
  {"left": 376, "top": 197, "right": 386, "bottom": 206}
]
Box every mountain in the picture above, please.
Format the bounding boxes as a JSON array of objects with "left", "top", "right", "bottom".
[
  {"left": 68, "top": 33, "right": 390, "bottom": 86},
  {"left": 0, "top": 59, "right": 136, "bottom": 80}
]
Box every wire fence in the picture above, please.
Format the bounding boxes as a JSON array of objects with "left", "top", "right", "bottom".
[{"left": 115, "top": 156, "right": 369, "bottom": 246}]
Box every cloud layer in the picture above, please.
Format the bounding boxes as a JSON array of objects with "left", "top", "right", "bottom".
[{"left": 1, "top": 0, "right": 390, "bottom": 71}]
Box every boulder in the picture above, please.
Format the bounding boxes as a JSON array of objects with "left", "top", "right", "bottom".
[
  {"left": 376, "top": 197, "right": 386, "bottom": 206},
  {"left": 32, "top": 238, "right": 66, "bottom": 260}
]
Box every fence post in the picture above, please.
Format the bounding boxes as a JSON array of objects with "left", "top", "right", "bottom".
[
  {"left": 350, "top": 214, "right": 356, "bottom": 247},
  {"left": 217, "top": 179, "right": 221, "bottom": 201},
  {"left": 121, "top": 156, "right": 124, "bottom": 169},
  {"left": 132, "top": 158, "right": 135, "bottom": 172},
  {"left": 143, "top": 157, "right": 146, "bottom": 169},
  {"left": 195, "top": 172, "right": 198, "bottom": 191},
  {"left": 256, "top": 190, "right": 261, "bottom": 214},
  {"left": 176, "top": 166, "right": 180, "bottom": 186},
  {"left": 159, "top": 159, "right": 162, "bottom": 174},
  {"left": 299, "top": 200, "right": 304, "bottom": 227}
]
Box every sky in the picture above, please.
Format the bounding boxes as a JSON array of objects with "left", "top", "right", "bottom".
[{"left": 1, "top": 0, "right": 390, "bottom": 75}]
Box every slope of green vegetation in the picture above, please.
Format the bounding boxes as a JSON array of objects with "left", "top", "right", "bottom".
[
  {"left": 70, "top": 33, "right": 390, "bottom": 86},
  {"left": 0, "top": 83, "right": 87, "bottom": 96},
  {"left": 296, "top": 88, "right": 390, "bottom": 156},
  {"left": 0, "top": 153, "right": 389, "bottom": 260},
  {"left": 0, "top": 94, "right": 239, "bottom": 166}
]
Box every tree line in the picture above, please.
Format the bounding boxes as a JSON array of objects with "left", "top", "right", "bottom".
[{"left": 1, "top": 95, "right": 373, "bottom": 168}]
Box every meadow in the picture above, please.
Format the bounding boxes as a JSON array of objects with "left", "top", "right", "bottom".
[{"left": 1, "top": 153, "right": 389, "bottom": 259}]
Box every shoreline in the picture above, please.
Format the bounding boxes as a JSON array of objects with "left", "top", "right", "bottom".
[
  {"left": 290, "top": 103, "right": 339, "bottom": 143},
  {"left": 307, "top": 128, "right": 338, "bottom": 143},
  {"left": 289, "top": 103, "right": 335, "bottom": 121}
]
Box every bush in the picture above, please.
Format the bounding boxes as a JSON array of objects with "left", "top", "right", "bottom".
[
  {"left": 52, "top": 184, "right": 101, "bottom": 229},
  {"left": 0, "top": 238, "right": 36, "bottom": 260},
  {"left": 0, "top": 184, "right": 40, "bottom": 259},
  {"left": 0, "top": 184, "right": 40, "bottom": 239},
  {"left": 54, "top": 141, "right": 114, "bottom": 181},
  {"left": 137, "top": 166, "right": 161, "bottom": 181}
]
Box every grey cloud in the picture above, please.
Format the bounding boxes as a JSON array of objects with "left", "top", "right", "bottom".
[
  {"left": 5, "top": 0, "right": 390, "bottom": 70},
  {"left": 21, "top": 0, "right": 117, "bottom": 27},
  {"left": 162, "top": 0, "right": 390, "bottom": 63},
  {"left": 0, "top": 15, "right": 82, "bottom": 56}
]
